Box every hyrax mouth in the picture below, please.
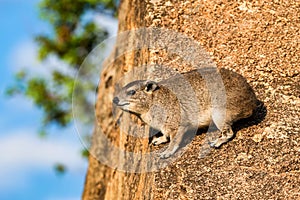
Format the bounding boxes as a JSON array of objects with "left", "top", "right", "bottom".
[{"left": 117, "top": 102, "right": 130, "bottom": 107}]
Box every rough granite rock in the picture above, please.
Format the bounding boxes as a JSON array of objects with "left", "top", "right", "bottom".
[{"left": 83, "top": 0, "right": 300, "bottom": 199}]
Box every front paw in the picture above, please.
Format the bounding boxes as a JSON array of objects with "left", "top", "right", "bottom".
[
  {"left": 159, "top": 145, "right": 179, "bottom": 159},
  {"left": 151, "top": 136, "right": 169, "bottom": 146},
  {"left": 159, "top": 151, "right": 173, "bottom": 159}
]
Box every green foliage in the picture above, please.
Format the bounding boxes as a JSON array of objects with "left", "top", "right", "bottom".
[
  {"left": 8, "top": 0, "right": 118, "bottom": 159},
  {"left": 54, "top": 163, "right": 67, "bottom": 175},
  {"left": 81, "top": 148, "right": 90, "bottom": 158}
]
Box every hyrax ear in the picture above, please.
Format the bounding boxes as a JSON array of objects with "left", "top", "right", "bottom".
[{"left": 144, "top": 81, "right": 159, "bottom": 93}]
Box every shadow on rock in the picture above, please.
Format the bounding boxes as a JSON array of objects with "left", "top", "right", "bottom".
[{"left": 232, "top": 100, "right": 267, "bottom": 133}]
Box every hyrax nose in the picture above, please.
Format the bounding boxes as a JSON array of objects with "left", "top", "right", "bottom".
[{"left": 113, "top": 97, "right": 119, "bottom": 105}]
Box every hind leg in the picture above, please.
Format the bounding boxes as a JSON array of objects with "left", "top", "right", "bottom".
[
  {"left": 209, "top": 110, "right": 235, "bottom": 147},
  {"left": 208, "top": 123, "right": 234, "bottom": 148}
]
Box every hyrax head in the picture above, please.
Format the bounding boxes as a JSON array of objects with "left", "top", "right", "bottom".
[{"left": 113, "top": 80, "right": 159, "bottom": 115}]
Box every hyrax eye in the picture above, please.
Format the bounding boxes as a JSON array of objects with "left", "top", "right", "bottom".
[{"left": 127, "top": 90, "right": 136, "bottom": 96}]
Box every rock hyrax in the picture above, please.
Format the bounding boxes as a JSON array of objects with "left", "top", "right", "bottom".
[{"left": 113, "top": 68, "right": 258, "bottom": 158}]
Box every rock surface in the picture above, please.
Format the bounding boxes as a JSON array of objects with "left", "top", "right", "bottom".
[{"left": 83, "top": 0, "right": 300, "bottom": 199}]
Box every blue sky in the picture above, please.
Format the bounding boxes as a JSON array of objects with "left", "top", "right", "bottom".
[{"left": 0, "top": 1, "right": 117, "bottom": 200}]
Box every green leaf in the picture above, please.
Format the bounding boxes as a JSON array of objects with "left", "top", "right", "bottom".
[
  {"left": 81, "top": 148, "right": 90, "bottom": 158},
  {"left": 54, "top": 163, "right": 67, "bottom": 175}
]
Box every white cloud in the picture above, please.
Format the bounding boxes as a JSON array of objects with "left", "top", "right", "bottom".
[
  {"left": 94, "top": 13, "right": 118, "bottom": 36},
  {"left": 0, "top": 129, "right": 86, "bottom": 190},
  {"left": 9, "top": 40, "right": 75, "bottom": 78},
  {"left": 2, "top": 95, "right": 36, "bottom": 114}
]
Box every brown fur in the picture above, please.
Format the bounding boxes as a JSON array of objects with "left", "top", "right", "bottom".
[{"left": 113, "top": 68, "right": 258, "bottom": 158}]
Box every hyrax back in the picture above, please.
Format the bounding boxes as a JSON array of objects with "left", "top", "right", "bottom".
[{"left": 113, "top": 68, "right": 258, "bottom": 158}]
